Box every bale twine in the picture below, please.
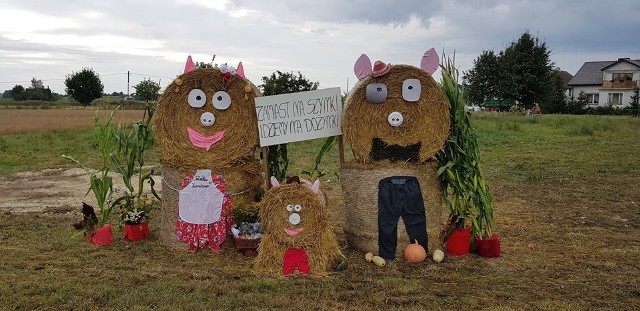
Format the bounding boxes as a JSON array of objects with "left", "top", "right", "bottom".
[
  {"left": 158, "top": 163, "right": 264, "bottom": 248},
  {"left": 340, "top": 160, "right": 446, "bottom": 256},
  {"left": 342, "top": 65, "right": 450, "bottom": 163},
  {"left": 153, "top": 67, "right": 262, "bottom": 170},
  {"left": 254, "top": 178, "right": 342, "bottom": 276}
]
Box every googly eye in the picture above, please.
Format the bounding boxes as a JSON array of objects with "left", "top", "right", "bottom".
[
  {"left": 286, "top": 204, "right": 293, "bottom": 212},
  {"left": 402, "top": 79, "right": 421, "bottom": 102},
  {"left": 188, "top": 89, "right": 206, "bottom": 108},
  {"left": 212, "top": 91, "right": 231, "bottom": 110},
  {"left": 293, "top": 204, "right": 301, "bottom": 212},
  {"left": 365, "top": 83, "right": 387, "bottom": 104}
]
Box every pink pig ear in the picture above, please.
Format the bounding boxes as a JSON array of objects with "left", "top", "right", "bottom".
[
  {"left": 420, "top": 48, "right": 439, "bottom": 75},
  {"left": 311, "top": 180, "right": 320, "bottom": 193},
  {"left": 270, "top": 176, "right": 280, "bottom": 188},
  {"left": 236, "top": 62, "right": 246, "bottom": 79},
  {"left": 184, "top": 55, "right": 195, "bottom": 73},
  {"left": 354, "top": 54, "right": 373, "bottom": 80}
]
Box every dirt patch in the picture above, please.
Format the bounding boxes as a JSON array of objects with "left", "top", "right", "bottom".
[{"left": 0, "top": 168, "right": 163, "bottom": 214}]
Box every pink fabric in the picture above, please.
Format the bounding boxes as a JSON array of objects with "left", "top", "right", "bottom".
[
  {"left": 236, "top": 62, "right": 245, "bottom": 79},
  {"left": 282, "top": 247, "right": 310, "bottom": 275},
  {"left": 187, "top": 127, "right": 225, "bottom": 151},
  {"left": 175, "top": 173, "right": 234, "bottom": 252},
  {"left": 354, "top": 54, "right": 373, "bottom": 80},
  {"left": 420, "top": 48, "right": 439, "bottom": 75},
  {"left": 184, "top": 55, "right": 195, "bottom": 73},
  {"left": 371, "top": 60, "right": 391, "bottom": 77}
]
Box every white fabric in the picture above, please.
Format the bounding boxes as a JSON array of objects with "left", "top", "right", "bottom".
[{"left": 178, "top": 169, "right": 223, "bottom": 224}]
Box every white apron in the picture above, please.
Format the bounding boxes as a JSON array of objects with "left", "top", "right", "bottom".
[{"left": 178, "top": 169, "right": 223, "bottom": 224}]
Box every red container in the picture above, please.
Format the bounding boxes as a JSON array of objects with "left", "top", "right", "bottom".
[
  {"left": 88, "top": 224, "right": 113, "bottom": 246},
  {"left": 124, "top": 221, "right": 150, "bottom": 241},
  {"left": 446, "top": 226, "right": 471, "bottom": 256},
  {"left": 476, "top": 234, "right": 501, "bottom": 258}
]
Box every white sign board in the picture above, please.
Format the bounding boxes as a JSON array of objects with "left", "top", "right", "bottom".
[{"left": 255, "top": 87, "right": 342, "bottom": 146}]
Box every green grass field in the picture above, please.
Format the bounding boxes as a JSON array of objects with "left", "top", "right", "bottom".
[{"left": 1, "top": 113, "right": 639, "bottom": 310}]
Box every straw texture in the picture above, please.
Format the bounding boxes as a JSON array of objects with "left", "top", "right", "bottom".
[
  {"left": 342, "top": 65, "right": 450, "bottom": 163},
  {"left": 254, "top": 178, "right": 342, "bottom": 276},
  {"left": 340, "top": 160, "right": 446, "bottom": 256}
]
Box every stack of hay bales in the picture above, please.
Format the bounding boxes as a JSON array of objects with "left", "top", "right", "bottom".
[
  {"left": 154, "top": 60, "right": 263, "bottom": 248},
  {"left": 341, "top": 50, "right": 450, "bottom": 257},
  {"left": 254, "top": 177, "right": 342, "bottom": 276}
]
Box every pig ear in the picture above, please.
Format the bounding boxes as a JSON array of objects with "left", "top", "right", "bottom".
[
  {"left": 270, "top": 176, "right": 280, "bottom": 188},
  {"left": 311, "top": 180, "right": 320, "bottom": 193},
  {"left": 184, "top": 55, "right": 195, "bottom": 73},
  {"left": 420, "top": 48, "right": 439, "bottom": 75},
  {"left": 236, "top": 62, "right": 246, "bottom": 79},
  {"left": 354, "top": 54, "right": 373, "bottom": 80}
]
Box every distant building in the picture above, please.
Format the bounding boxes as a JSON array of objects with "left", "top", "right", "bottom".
[{"left": 568, "top": 58, "right": 640, "bottom": 108}]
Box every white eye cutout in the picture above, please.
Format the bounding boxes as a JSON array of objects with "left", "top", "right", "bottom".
[
  {"left": 402, "top": 79, "right": 421, "bottom": 102},
  {"left": 365, "top": 83, "right": 388, "bottom": 104},
  {"left": 188, "top": 89, "right": 206, "bottom": 108},
  {"left": 293, "top": 204, "right": 302, "bottom": 212},
  {"left": 212, "top": 91, "right": 231, "bottom": 110},
  {"left": 286, "top": 204, "right": 293, "bottom": 212}
]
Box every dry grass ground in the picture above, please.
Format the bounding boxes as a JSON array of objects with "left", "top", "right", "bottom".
[
  {"left": 0, "top": 108, "right": 145, "bottom": 135},
  {"left": 0, "top": 112, "right": 639, "bottom": 310}
]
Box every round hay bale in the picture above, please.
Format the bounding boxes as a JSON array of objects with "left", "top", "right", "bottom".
[
  {"left": 343, "top": 65, "right": 450, "bottom": 163},
  {"left": 154, "top": 67, "right": 262, "bottom": 170},
  {"left": 254, "top": 178, "right": 341, "bottom": 276},
  {"left": 159, "top": 164, "right": 263, "bottom": 248},
  {"left": 340, "top": 160, "right": 446, "bottom": 257}
]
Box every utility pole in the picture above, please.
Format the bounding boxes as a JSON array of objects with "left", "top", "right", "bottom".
[{"left": 127, "top": 71, "right": 130, "bottom": 98}]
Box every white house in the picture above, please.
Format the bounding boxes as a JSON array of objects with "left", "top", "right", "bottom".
[{"left": 568, "top": 58, "right": 640, "bottom": 107}]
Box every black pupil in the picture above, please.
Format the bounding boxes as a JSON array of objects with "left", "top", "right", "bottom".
[
  {"left": 196, "top": 96, "right": 201, "bottom": 100},
  {"left": 217, "top": 96, "right": 223, "bottom": 101},
  {"left": 408, "top": 86, "right": 413, "bottom": 90},
  {"left": 377, "top": 87, "right": 382, "bottom": 92}
]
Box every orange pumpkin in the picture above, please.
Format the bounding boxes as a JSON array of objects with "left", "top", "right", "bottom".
[{"left": 404, "top": 240, "right": 427, "bottom": 263}]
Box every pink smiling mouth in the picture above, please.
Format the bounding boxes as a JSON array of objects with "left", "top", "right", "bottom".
[
  {"left": 187, "top": 127, "right": 225, "bottom": 151},
  {"left": 284, "top": 228, "right": 304, "bottom": 236}
]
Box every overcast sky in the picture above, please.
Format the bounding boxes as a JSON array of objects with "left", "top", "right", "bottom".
[{"left": 0, "top": 0, "right": 638, "bottom": 95}]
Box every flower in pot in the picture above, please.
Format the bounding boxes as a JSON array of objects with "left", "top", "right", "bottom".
[
  {"left": 230, "top": 198, "right": 262, "bottom": 256},
  {"left": 116, "top": 194, "right": 155, "bottom": 241}
]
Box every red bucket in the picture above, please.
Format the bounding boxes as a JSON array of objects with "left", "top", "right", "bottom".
[
  {"left": 88, "top": 224, "right": 113, "bottom": 246},
  {"left": 446, "top": 227, "right": 471, "bottom": 256},
  {"left": 124, "top": 221, "right": 150, "bottom": 241},
  {"left": 476, "top": 234, "right": 501, "bottom": 258}
]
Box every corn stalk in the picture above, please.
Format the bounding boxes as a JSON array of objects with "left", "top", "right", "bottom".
[{"left": 437, "top": 53, "right": 494, "bottom": 240}]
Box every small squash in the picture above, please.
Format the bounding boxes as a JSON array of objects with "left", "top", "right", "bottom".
[
  {"left": 365, "top": 252, "right": 374, "bottom": 263},
  {"left": 372, "top": 256, "right": 386, "bottom": 267},
  {"left": 432, "top": 249, "right": 445, "bottom": 263},
  {"left": 404, "top": 240, "right": 427, "bottom": 263}
]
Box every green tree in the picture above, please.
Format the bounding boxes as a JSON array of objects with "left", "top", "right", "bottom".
[
  {"left": 498, "top": 32, "right": 553, "bottom": 109},
  {"left": 133, "top": 79, "right": 161, "bottom": 102},
  {"left": 65, "top": 68, "right": 104, "bottom": 106},
  {"left": 259, "top": 71, "right": 319, "bottom": 181},
  {"left": 8, "top": 85, "right": 24, "bottom": 99},
  {"left": 629, "top": 87, "right": 639, "bottom": 115},
  {"left": 568, "top": 91, "right": 588, "bottom": 114},
  {"left": 540, "top": 70, "right": 567, "bottom": 113},
  {"left": 463, "top": 50, "right": 500, "bottom": 104},
  {"left": 30, "top": 77, "right": 44, "bottom": 89}
]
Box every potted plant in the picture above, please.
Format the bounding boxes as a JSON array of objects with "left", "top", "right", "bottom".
[
  {"left": 437, "top": 54, "right": 498, "bottom": 257},
  {"left": 66, "top": 112, "right": 119, "bottom": 246},
  {"left": 230, "top": 198, "right": 262, "bottom": 256},
  {"left": 110, "top": 103, "right": 160, "bottom": 241}
]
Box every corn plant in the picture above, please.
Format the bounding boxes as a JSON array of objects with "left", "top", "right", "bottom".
[{"left": 437, "top": 53, "right": 494, "bottom": 240}]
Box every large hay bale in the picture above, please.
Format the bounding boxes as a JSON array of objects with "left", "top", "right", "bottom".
[
  {"left": 343, "top": 65, "right": 450, "bottom": 163},
  {"left": 341, "top": 161, "right": 446, "bottom": 256},
  {"left": 254, "top": 178, "right": 342, "bottom": 276}
]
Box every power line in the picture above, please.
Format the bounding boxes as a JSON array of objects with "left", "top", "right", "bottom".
[{"left": 0, "top": 71, "right": 175, "bottom": 85}]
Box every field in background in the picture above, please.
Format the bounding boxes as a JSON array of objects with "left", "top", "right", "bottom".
[
  {"left": 0, "top": 109, "right": 145, "bottom": 135},
  {"left": 0, "top": 113, "right": 639, "bottom": 309}
]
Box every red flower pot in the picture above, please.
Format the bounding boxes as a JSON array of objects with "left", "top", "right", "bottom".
[
  {"left": 475, "top": 234, "right": 501, "bottom": 258},
  {"left": 124, "top": 221, "right": 150, "bottom": 241},
  {"left": 446, "top": 226, "right": 471, "bottom": 256},
  {"left": 88, "top": 224, "right": 113, "bottom": 246}
]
